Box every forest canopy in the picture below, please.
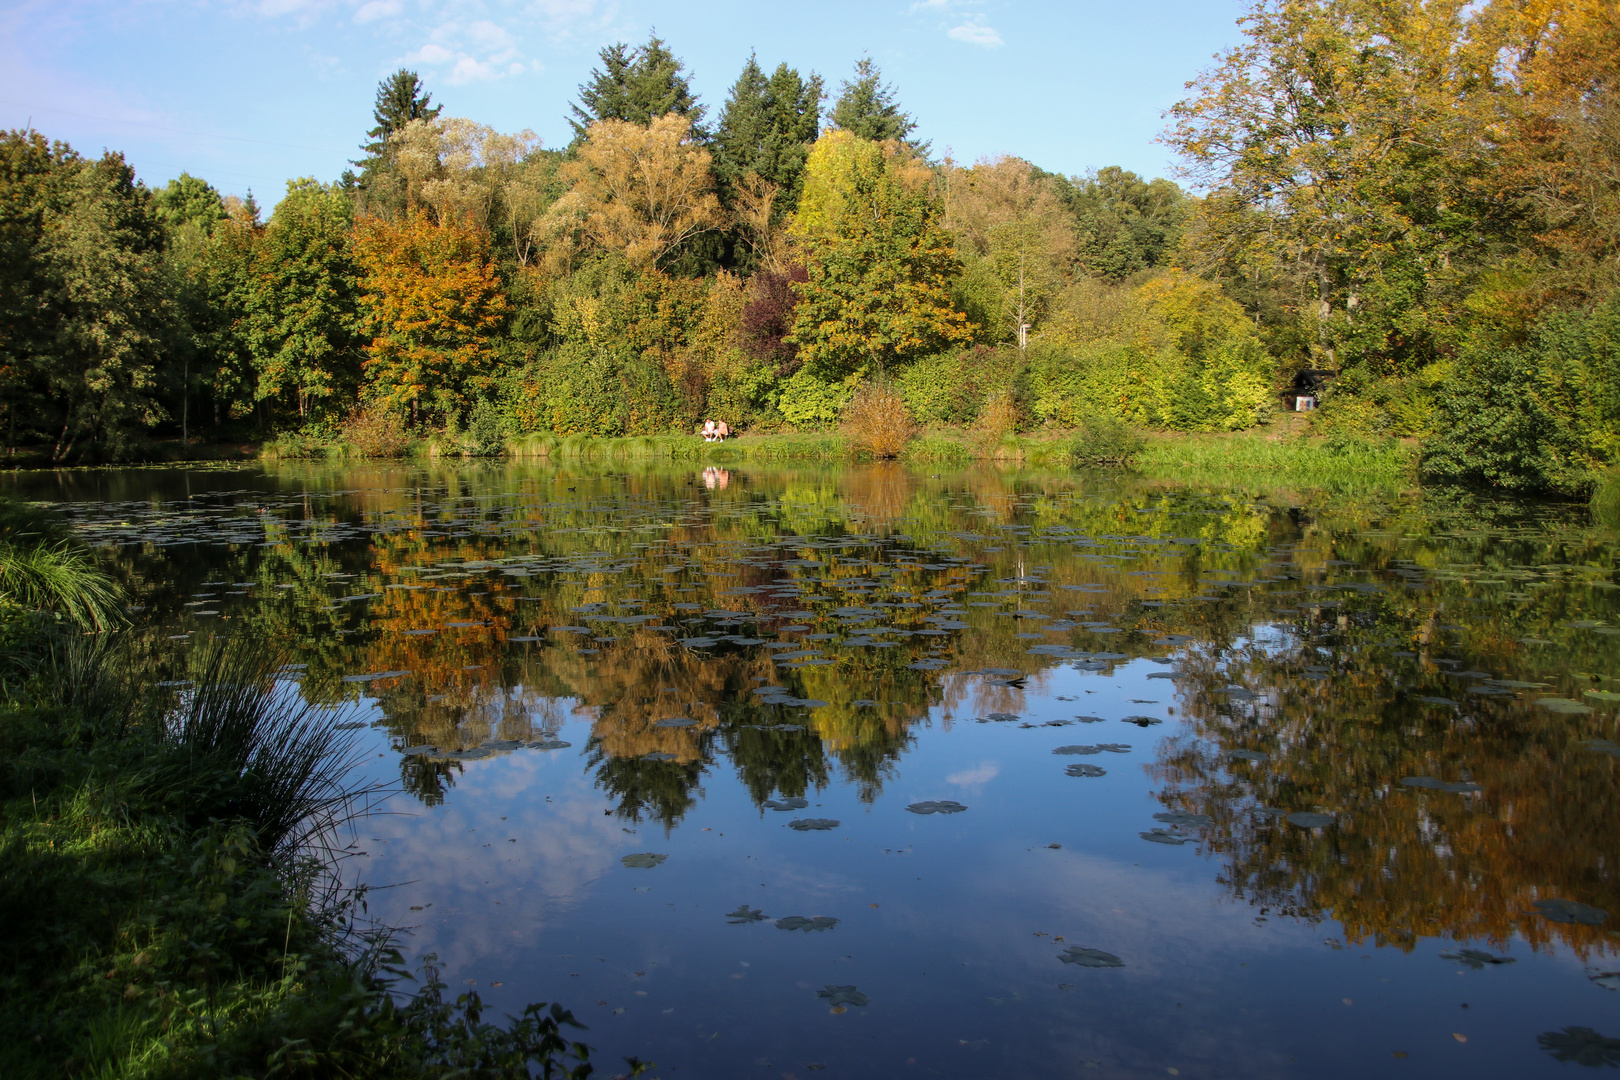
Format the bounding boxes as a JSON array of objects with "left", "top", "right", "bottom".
[{"left": 1, "top": 4, "right": 1616, "bottom": 497}]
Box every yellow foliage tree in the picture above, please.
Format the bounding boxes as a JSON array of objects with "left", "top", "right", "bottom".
[
  {"left": 353, "top": 214, "right": 508, "bottom": 426},
  {"left": 551, "top": 115, "right": 724, "bottom": 270}
]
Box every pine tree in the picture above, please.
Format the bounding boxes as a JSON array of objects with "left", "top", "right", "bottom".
[
  {"left": 713, "top": 56, "right": 822, "bottom": 211},
  {"left": 568, "top": 35, "right": 706, "bottom": 142},
  {"left": 830, "top": 58, "right": 920, "bottom": 148},
  {"left": 352, "top": 70, "right": 440, "bottom": 217}
]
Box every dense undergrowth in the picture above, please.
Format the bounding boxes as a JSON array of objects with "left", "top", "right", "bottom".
[{"left": 0, "top": 500, "right": 615, "bottom": 1079}]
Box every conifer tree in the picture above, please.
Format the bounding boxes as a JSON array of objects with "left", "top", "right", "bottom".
[
  {"left": 352, "top": 70, "right": 440, "bottom": 217},
  {"left": 713, "top": 56, "right": 822, "bottom": 212},
  {"left": 829, "top": 58, "right": 920, "bottom": 148},
  {"left": 568, "top": 35, "right": 706, "bottom": 141}
]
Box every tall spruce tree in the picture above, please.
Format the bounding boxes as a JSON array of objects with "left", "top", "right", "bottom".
[
  {"left": 568, "top": 35, "right": 706, "bottom": 141},
  {"left": 713, "top": 55, "right": 822, "bottom": 211},
  {"left": 352, "top": 70, "right": 440, "bottom": 217},
  {"left": 830, "top": 58, "right": 920, "bottom": 147}
]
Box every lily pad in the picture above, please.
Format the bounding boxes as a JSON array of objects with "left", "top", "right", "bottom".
[
  {"left": 653, "top": 717, "right": 695, "bottom": 727},
  {"left": 817, "top": 985, "right": 868, "bottom": 1007},
  {"left": 776, "top": 915, "right": 839, "bottom": 932},
  {"left": 1401, "top": 776, "right": 1482, "bottom": 793},
  {"left": 1533, "top": 898, "right": 1608, "bottom": 925},
  {"left": 1154, "top": 811, "right": 1214, "bottom": 828},
  {"left": 725, "top": 905, "right": 768, "bottom": 924},
  {"left": 1416, "top": 696, "right": 1457, "bottom": 706},
  {"left": 763, "top": 797, "right": 810, "bottom": 811},
  {"left": 1585, "top": 690, "right": 1620, "bottom": 703},
  {"left": 621, "top": 853, "right": 667, "bottom": 869},
  {"left": 1578, "top": 739, "right": 1620, "bottom": 757},
  {"left": 1440, "top": 948, "right": 1515, "bottom": 969},
  {"left": 1121, "top": 716, "right": 1162, "bottom": 728},
  {"left": 906, "top": 800, "right": 968, "bottom": 814},
  {"left": 1065, "top": 764, "right": 1107, "bottom": 777},
  {"left": 527, "top": 739, "right": 571, "bottom": 750},
  {"left": 1139, "top": 828, "right": 1191, "bottom": 845},
  {"left": 1537, "top": 697, "right": 1594, "bottom": 715},
  {"left": 1058, "top": 946, "right": 1124, "bottom": 968},
  {"left": 641, "top": 752, "right": 677, "bottom": 762},
  {"left": 787, "top": 818, "right": 840, "bottom": 831},
  {"left": 1286, "top": 812, "right": 1335, "bottom": 828},
  {"left": 1230, "top": 750, "right": 1268, "bottom": 763},
  {"left": 1053, "top": 745, "right": 1104, "bottom": 755},
  {"left": 1538, "top": 1027, "right": 1620, "bottom": 1067}
]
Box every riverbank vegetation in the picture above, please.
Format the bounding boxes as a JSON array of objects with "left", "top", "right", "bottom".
[
  {"left": 1, "top": 1, "right": 1615, "bottom": 502},
  {"left": 0, "top": 502, "right": 607, "bottom": 1078}
]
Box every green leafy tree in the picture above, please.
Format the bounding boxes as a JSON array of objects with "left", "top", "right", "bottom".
[
  {"left": 351, "top": 70, "right": 441, "bottom": 218},
  {"left": 787, "top": 132, "right": 972, "bottom": 377},
  {"left": 829, "top": 58, "right": 921, "bottom": 148},
  {"left": 1054, "top": 166, "right": 1187, "bottom": 283},
  {"left": 0, "top": 131, "right": 178, "bottom": 460},
  {"left": 568, "top": 35, "right": 706, "bottom": 142},
  {"left": 243, "top": 179, "right": 363, "bottom": 423}
]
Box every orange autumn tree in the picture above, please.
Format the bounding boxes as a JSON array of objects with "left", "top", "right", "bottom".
[{"left": 353, "top": 213, "right": 508, "bottom": 426}]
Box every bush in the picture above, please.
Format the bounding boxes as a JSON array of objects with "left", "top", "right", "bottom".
[
  {"left": 1422, "top": 300, "right": 1620, "bottom": 495},
  {"left": 1069, "top": 412, "right": 1146, "bottom": 465},
  {"left": 777, "top": 368, "right": 854, "bottom": 428},
  {"left": 340, "top": 408, "right": 411, "bottom": 459},
  {"left": 841, "top": 381, "right": 917, "bottom": 458},
  {"left": 464, "top": 399, "right": 509, "bottom": 457},
  {"left": 974, "top": 387, "right": 1023, "bottom": 440}
]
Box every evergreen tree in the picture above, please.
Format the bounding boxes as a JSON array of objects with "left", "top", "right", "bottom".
[
  {"left": 568, "top": 35, "right": 706, "bottom": 142},
  {"left": 352, "top": 70, "right": 440, "bottom": 217},
  {"left": 713, "top": 55, "right": 822, "bottom": 212},
  {"left": 830, "top": 58, "right": 920, "bottom": 148}
]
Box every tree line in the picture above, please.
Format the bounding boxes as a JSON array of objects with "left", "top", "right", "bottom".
[{"left": 2, "top": 1, "right": 1617, "bottom": 496}]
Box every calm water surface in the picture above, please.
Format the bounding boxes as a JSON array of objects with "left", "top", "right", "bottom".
[{"left": 11, "top": 463, "right": 1620, "bottom": 1079}]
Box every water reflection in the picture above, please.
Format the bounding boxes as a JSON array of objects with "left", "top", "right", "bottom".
[{"left": 13, "top": 462, "right": 1620, "bottom": 1075}]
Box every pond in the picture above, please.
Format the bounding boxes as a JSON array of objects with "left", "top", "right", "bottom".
[{"left": 10, "top": 462, "right": 1620, "bottom": 1078}]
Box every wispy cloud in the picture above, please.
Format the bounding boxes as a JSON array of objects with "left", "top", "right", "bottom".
[
  {"left": 947, "top": 21, "right": 1004, "bottom": 48},
  {"left": 352, "top": 0, "right": 401, "bottom": 25}
]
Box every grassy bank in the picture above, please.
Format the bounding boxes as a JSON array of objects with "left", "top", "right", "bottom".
[
  {"left": 0, "top": 503, "right": 605, "bottom": 1079},
  {"left": 1135, "top": 429, "right": 1419, "bottom": 487}
]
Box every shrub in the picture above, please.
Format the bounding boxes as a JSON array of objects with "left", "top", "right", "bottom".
[
  {"left": 975, "top": 387, "right": 1023, "bottom": 440},
  {"left": 340, "top": 408, "right": 411, "bottom": 459},
  {"left": 777, "top": 368, "right": 854, "bottom": 427},
  {"left": 1422, "top": 299, "right": 1619, "bottom": 495},
  {"left": 1593, "top": 468, "right": 1620, "bottom": 528},
  {"left": 464, "top": 399, "right": 509, "bottom": 457},
  {"left": 842, "top": 381, "right": 917, "bottom": 458},
  {"left": 1069, "top": 412, "right": 1146, "bottom": 465}
]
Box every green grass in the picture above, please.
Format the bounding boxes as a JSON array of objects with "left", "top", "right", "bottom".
[
  {"left": 506, "top": 431, "right": 847, "bottom": 462},
  {"left": 1135, "top": 431, "right": 1418, "bottom": 487}
]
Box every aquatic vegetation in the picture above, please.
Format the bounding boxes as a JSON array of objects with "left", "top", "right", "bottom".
[
  {"left": 817, "top": 985, "right": 869, "bottom": 1007},
  {"left": 775, "top": 915, "right": 839, "bottom": 931},
  {"left": 621, "top": 852, "right": 668, "bottom": 868},
  {"left": 1058, "top": 946, "right": 1125, "bottom": 968},
  {"left": 905, "top": 800, "right": 967, "bottom": 814},
  {"left": 1440, "top": 949, "right": 1515, "bottom": 969},
  {"left": 726, "top": 905, "right": 768, "bottom": 923},
  {"left": 787, "top": 817, "right": 840, "bottom": 831},
  {"left": 1533, "top": 899, "right": 1608, "bottom": 926}
]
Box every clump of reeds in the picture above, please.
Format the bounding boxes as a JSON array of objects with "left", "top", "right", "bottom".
[
  {"left": 0, "top": 539, "right": 123, "bottom": 632},
  {"left": 842, "top": 381, "right": 917, "bottom": 459}
]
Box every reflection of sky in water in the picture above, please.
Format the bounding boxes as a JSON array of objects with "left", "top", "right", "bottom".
[{"left": 15, "top": 463, "right": 1620, "bottom": 1078}]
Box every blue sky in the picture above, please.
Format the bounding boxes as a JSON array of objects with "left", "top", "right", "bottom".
[{"left": 0, "top": 1, "right": 1249, "bottom": 208}]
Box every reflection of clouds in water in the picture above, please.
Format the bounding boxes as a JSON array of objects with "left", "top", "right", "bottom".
[
  {"left": 354, "top": 749, "right": 622, "bottom": 965},
  {"left": 945, "top": 760, "right": 1000, "bottom": 788}
]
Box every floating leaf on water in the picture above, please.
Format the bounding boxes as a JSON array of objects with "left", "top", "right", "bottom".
[
  {"left": 763, "top": 797, "right": 809, "bottom": 811},
  {"left": 906, "top": 800, "right": 968, "bottom": 815},
  {"left": 1591, "top": 972, "right": 1620, "bottom": 992},
  {"left": 1058, "top": 946, "right": 1124, "bottom": 968},
  {"left": 1287, "top": 812, "right": 1335, "bottom": 828},
  {"left": 1139, "top": 828, "right": 1191, "bottom": 845},
  {"left": 1153, "top": 811, "right": 1213, "bottom": 828},
  {"left": 641, "top": 752, "right": 677, "bottom": 762},
  {"left": 1537, "top": 697, "right": 1594, "bottom": 715},
  {"left": 1538, "top": 1027, "right": 1620, "bottom": 1067},
  {"left": 1065, "top": 764, "right": 1107, "bottom": 777},
  {"left": 654, "top": 718, "right": 695, "bottom": 728},
  {"left": 816, "top": 985, "right": 868, "bottom": 1007},
  {"left": 1053, "top": 745, "right": 1104, "bottom": 756},
  {"left": 788, "top": 818, "right": 840, "bottom": 831},
  {"left": 725, "top": 905, "right": 768, "bottom": 924},
  {"left": 527, "top": 740, "right": 571, "bottom": 751},
  {"left": 401, "top": 745, "right": 437, "bottom": 756},
  {"left": 621, "top": 853, "right": 667, "bottom": 868},
  {"left": 1585, "top": 690, "right": 1620, "bottom": 703},
  {"left": 1121, "top": 716, "right": 1162, "bottom": 727},
  {"left": 1578, "top": 739, "right": 1620, "bottom": 757},
  {"left": 987, "top": 712, "right": 1019, "bottom": 722},
  {"left": 799, "top": 699, "right": 830, "bottom": 708},
  {"left": 1416, "top": 696, "right": 1457, "bottom": 706},
  {"left": 335, "top": 721, "right": 368, "bottom": 730},
  {"left": 1440, "top": 948, "right": 1515, "bottom": 969},
  {"left": 1400, "top": 776, "right": 1482, "bottom": 793},
  {"left": 1074, "top": 715, "right": 1106, "bottom": 724},
  {"left": 1230, "top": 750, "right": 1268, "bottom": 763},
  {"left": 1533, "top": 898, "right": 1608, "bottom": 925},
  {"left": 776, "top": 915, "right": 839, "bottom": 932}
]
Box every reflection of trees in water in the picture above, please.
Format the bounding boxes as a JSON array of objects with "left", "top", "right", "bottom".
[
  {"left": 1152, "top": 584, "right": 1620, "bottom": 960},
  {"left": 587, "top": 745, "right": 708, "bottom": 828}
]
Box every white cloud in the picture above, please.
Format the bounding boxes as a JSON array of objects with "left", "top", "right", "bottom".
[
  {"left": 352, "top": 0, "right": 401, "bottom": 25},
  {"left": 405, "top": 42, "right": 456, "bottom": 64},
  {"left": 447, "top": 55, "right": 497, "bottom": 83},
  {"left": 946, "top": 760, "right": 1001, "bottom": 787},
  {"left": 908, "top": 0, "right": 951, "bottom": 10},
  {"left": 948, "top": 21, "right": 1004, "bottom": 48}
]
